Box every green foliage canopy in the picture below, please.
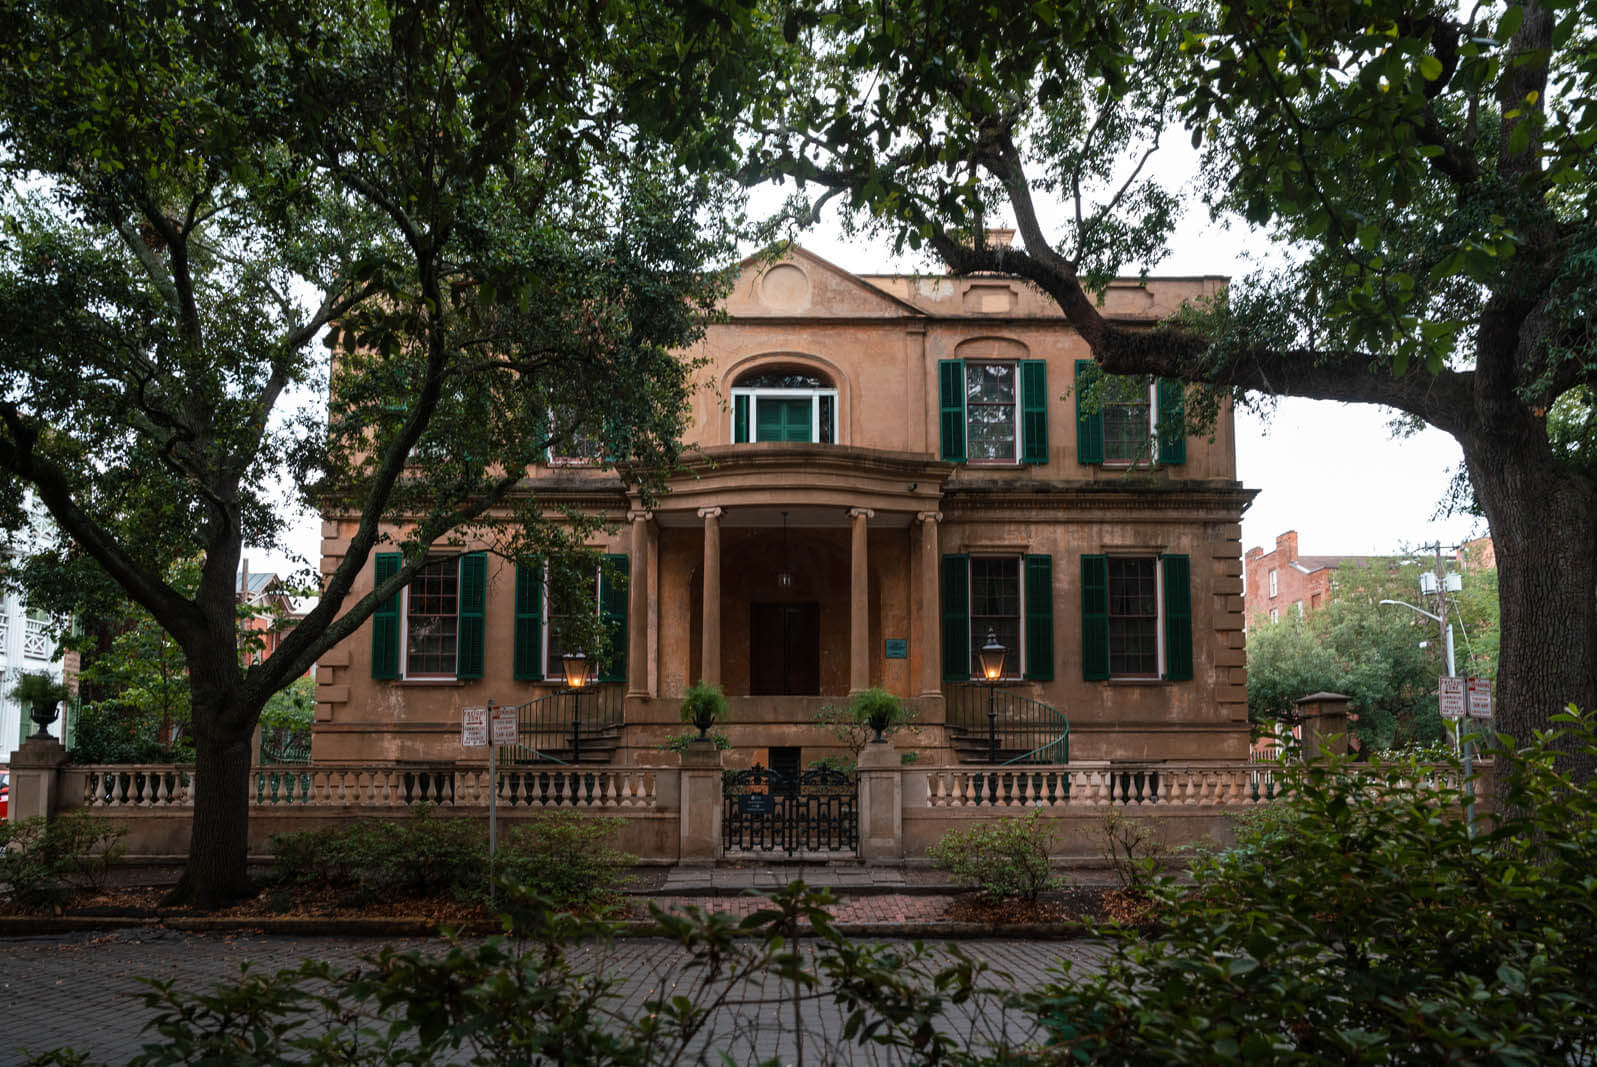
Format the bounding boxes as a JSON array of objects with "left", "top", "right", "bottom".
[{"left": 0, "top": 0, "right": 762, "bottom": 904}]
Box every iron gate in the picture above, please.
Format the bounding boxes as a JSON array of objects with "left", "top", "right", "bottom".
[{"left": 722, "top": 764, "right": 858, "bottom": 856}]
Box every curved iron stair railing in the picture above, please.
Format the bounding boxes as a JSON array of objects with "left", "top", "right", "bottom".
[{"left": 943, "top": 682, "right": 1070, "bottom": 765}]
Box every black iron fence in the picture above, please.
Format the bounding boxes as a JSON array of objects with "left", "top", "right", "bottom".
[{"left": 723, "top": 764, "right": 858, "bottom": 856}]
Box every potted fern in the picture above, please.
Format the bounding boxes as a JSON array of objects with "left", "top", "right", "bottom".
[
  {"left": 8, "top": 669, "right": 70, "bottom": 740},
  {"left": 679, "top": 681, "right": 728, "bottom": 740}
]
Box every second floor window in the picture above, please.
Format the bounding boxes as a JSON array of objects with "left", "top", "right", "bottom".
[
  {"left": 938, "top": 358, "right": 1048, "bottom": 464},
  {"left": 732, "top": 369, "right": 836, "bottom": 444},
  {"left": 405, "top": 559, "right": 460, "bottom": 678}
]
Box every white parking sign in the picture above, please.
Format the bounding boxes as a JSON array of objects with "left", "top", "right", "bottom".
[
  {"left": 1467, "top": 677, "right": 1493, "bottom": 720},
  {"left": 1439, "top": 677, "right": 1466, "bottom": 721},
  {"left": 461, "top": 706, "right": 489, "bottom": 747}
]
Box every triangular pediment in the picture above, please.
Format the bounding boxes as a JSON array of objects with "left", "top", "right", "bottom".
[{"left": 723, "top": 246, "right": 928, "bottom": 320}]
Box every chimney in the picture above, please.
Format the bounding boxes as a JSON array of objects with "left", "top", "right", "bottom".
[
  {"left": 984, "top": 228, "right": 1016, "bottom": 249},
  {"left": 1275, "top": 531, "right": 1298, "bottom": 563}
]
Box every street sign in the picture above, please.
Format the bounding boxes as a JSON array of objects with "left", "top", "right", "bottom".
[
  {"left": 461, "top": 706, "right": 489, "bottom": 747},
  {"left": 491, "top": 704, "right": 518, "bottom": 745},
  {"left": 1439, "top": 677, "right": 1466, "bottom": 721},
  {"left": 1467, "top": 677, "right": 1493, "bottom": 720}
]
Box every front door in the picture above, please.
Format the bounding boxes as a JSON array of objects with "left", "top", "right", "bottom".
[{"left": 750, "top": 603, "right": 820, "bottom": 695}]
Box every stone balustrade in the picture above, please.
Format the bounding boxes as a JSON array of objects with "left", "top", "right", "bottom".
[{"left": 73, "top": 764, "right": 659, "bottom": 811}]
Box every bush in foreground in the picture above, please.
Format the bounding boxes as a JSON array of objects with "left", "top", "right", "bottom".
[
  {"left": 927, "top": 808, "right": 1062, "bottom": 901},
  {"left": 268, "top": 806, "right": 633, "bottom": 908}
]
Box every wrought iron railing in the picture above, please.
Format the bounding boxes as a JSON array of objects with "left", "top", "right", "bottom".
[
  {"left": 943, "top": 683, "right": 1070, "bottom": 764},
  {"left": 500, "top": 684, "right": 625, "bottom": 764}
]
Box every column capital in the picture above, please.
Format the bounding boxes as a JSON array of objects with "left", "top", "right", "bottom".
[
  {"left": 848, "top": 507, "right": 875, "bottom": 521},
  {"left": 697, "top": 506, "right": 723, "bottom": 520},
  {"left": 627, "top": 509, "right": 653, "bottom": 524},
  {"left": 916, "top": 510, "right": 943, "bottom": 525}
]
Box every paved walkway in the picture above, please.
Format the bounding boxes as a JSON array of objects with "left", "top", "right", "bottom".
[{"left": 0, "top": 928, "right": 1106, "bottom": 1065}]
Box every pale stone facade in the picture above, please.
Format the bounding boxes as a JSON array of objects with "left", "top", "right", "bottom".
[{"left": 314, "top": 248, "right": 1254, "bottom": 768}]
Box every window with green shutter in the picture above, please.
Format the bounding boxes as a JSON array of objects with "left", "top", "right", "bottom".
[
  {"left": 941, "top": 553, "right": 970, "bottom": 680},
  {"left": 544, "top": 555, "right": 629, "bottom": 681},
  {"left": 1077, "top": 364, "right": 1188, "bottom": 466},
  {"left": 731, "top": 368, "right": 835, "bottom": 444},
  {"left": 1080, "top": 554, "right": 1109, "bottom": 681},
  {"left": 600, "top": 554, "right": 629, "bottom": 682},
  {"left": 1156, "top": 379, "right": 1186, "bottom": 464},
  {"left": 513, "top": 559, "right": 543, "bottom": 681},
  {"left": 1162, "top": 554, "right": 1193, "bottom": 681},
  {"left": 1024, "top": 554, "right": 1054, "bottom": 680},
  {"left": 938, "top": 360, "right": 966, "bottom": 462},
  {"left": 1081, "top": 552, "right": 1193, "bottom": 681},
  {"left": 1075, "top": 360, "right": 1103, "bottom": 464},
  {"left": 1020, "top": 360, "right": 1048, "bottom": 464},
  {"left": 456, "top": 552, "right": 486, "bottom": 680},
  {"left": 371, "top": 552, "right": 401, "bottom": 680}
]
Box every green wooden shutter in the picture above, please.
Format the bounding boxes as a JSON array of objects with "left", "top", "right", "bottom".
[
  {"left": 1020, "top": 360, "right": 1048, "bottom": 464},
  {"left": 1075, "top": 360, "right": 1103, "bottom": 464},
  {"left": 1156, "top": 379, "right": 1187, "bottom": 464},
  {"left": 938, "top": 360, "right": 966, "bottom": 462},
  {"left": 1162, "top": 554, "right": 1193, "bottom": 681},
  {"left": 734, "top": 394, "right": 749, "bottom": 443},
  {"left": 1081, "top": 554, "right": 1109, "bottom": 681},
  {"left": 456, "top": 552, "right": 486, "bottom": 680},
  {"left": 371, "top": 552, "right": 401, "bottom": 680},
  {"left": 1024, "top": 554, "right": 1054, "bottom": 680},
  {"left": 941, "top": 553, "right": 970, "bottom": 680},
  {"left": 513, "top": 558, "right": 543, "bottom": 680},
  {"left": 600, "top": 553, "right": 629, "bottom": 682}
]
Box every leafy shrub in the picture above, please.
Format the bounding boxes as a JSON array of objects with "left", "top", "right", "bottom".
[
  {"left": 497, "top": 811, "right": 635, "bottom": 908},
  {"left": 269, "top": 805, "right": 487, "bottom": 902},
  {"left": 658, "top": 727, "right": 730, "bottom": 752},
  {"left": 269, "top": 806, "right": 632, "bottom": 909},
  {"left": 0, "top": 813, "right": 127, "bottom": 907},
  {"left": 1021, "top": 708, "right": 1597, "bottom": 1063},
  {"left": 1098, "top": 807, "right": 1167, "bottom": 892},
  {"left": 927, "top": 808, "right": 1061, "bottom": 901}
]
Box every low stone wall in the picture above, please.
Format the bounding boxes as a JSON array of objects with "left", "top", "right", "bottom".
[{"left": 53, "top": 763, "right": 679, "bottom": 862}]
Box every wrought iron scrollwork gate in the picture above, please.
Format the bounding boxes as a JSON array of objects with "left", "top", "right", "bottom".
[{"left": 722, "top": 764, "right": 858, "bottom": 856}]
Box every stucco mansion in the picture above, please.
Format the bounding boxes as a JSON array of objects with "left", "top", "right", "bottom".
[{"left": 312, "top": 248, "right": 1254, "bottom": 771}]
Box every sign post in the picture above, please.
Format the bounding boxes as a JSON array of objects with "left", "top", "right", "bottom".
[{"left": 1438, "top": 675, "right": 1475, "bottom": 836}]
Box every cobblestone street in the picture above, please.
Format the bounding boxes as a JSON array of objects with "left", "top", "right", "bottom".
[{"left": 0, "top": 926, "right": 1106, "bottom": 1065}]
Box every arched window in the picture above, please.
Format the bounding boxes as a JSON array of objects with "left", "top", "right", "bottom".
[{"left": 731, "top": 366, "right": 837, "bottom": 444}]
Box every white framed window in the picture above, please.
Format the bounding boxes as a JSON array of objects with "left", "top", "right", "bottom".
[
  {"left": 1106, "top": 557, "right": 1161, "bottom": 678},
  {"left": 1294, "top": 600, "right": 1304, "bottom": 618},
  {"left": 544, "top": 561, "right": 601, "bottom": 680},
  {"left": 1270, "top": 607, "right": 1279, "bottom": 624},
  {"left": 1268, "top": 569, "right": 1278, "bottom": 598},
  {"left": 732, "top": 369, "right": 836, "bottom": 444},
  {"left": 402, "top": 559, "right": 459, "bottom": 678},
  {"left": 968, "top": 556, "right": 1024, "bottom": 678},
  {"left": 965, "top": 362, "right": 1018, "bottom": 463},
  {"left": 1101, "top": 379, "right": 1156, "bottom": 465}
]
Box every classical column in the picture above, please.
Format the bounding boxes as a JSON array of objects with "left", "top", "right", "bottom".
[
  {"left": 627, "top": 509, "right": 651, "bottom": 697},
  {"left": 917, "top": 511, "right": 943, "bottom": 697},
  {"left": 699, "top": 506, "right": 723, "bottom": 687},
  {"left": 849, "top": 507, "right": 874, "bottom": 694}
]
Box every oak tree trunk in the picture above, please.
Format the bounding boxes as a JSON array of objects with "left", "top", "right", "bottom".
[
  {"left": 163, "top": 639, "right": 257, "bottom": 908},
  {"left": 1463, "top": 433, "right": 1597, "bottom": 780}
]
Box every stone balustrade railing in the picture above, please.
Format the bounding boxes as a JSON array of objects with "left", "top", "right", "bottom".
[
  {"left": 74, "top": 764, "right": 659, "bottom": 811},
  {"left": 921, "top": 764, "right": 1281, "bottom": 808}
]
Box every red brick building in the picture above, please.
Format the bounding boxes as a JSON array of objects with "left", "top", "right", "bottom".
[{"left": 1243, "top": 531, "right": 1382, "bottom": 630}]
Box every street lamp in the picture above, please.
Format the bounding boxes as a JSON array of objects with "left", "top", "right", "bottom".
[
  {"left": 1378, "top": 599, "right": 1455, "bottom": 677},
  {"left": 979, "top": 629, "right": 1007, "bottom": 764},
  {"left": 562, "top": 651, "right": 593, "bottom": 764}
]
